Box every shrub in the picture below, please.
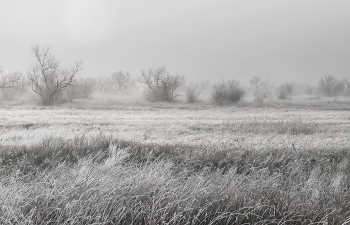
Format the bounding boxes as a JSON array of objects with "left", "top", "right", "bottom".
[
  {"left": 318, "top": 75, "right": 345, "bottom": 97},
  {"left": 0, "top": 71, "right": 26, "bottom": 100},
  {"left": 212, "top": 80, "right": 245, "bottom": 105},
  {"left": 138, "top": 66, "right": 184, "bottom": 102},
  {"left": 250, "top": 76, "right": 273, "bottom": 102},
  {"left": 66, "top": 78, "right": 96, "bottom": 102},
  {"left": 278, "top": 88, "right": 288, "bottom": 100},
  {"left": 344, "top": 79, "right": 350, "bottom": 96},
  {"left": 277, "top": 82, "right": 295, "bottom": 100},
  {"left": 1, "top": 88, "right": 20, "bottom": 100},
  {"left": 184, "top": 81, "right": 209, "bottom": 103},
  {"left": 111, "top": 71, "right": 136, "bottom": 94},
  {"left": 96, "top": 75, "right": 114, "bottom": 93}
]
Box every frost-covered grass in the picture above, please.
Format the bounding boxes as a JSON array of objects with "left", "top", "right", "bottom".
[{"left": 1, "top": 105, "right": 350, "bottom": 224}]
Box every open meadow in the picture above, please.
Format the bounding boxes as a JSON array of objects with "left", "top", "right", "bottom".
[
  {"left": 1, "top": 101, "right": 350, "bottom": 224},
  {"left": 2, "top": 1, "right": 350, "bottom": 224}
]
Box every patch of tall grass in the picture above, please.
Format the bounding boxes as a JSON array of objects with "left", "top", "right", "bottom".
[
  {"left": 190, "top": 119, "right": 317, "bottom": 135},
  {"left": 1, "top": 136, "right": 350, "bottom": 224}
]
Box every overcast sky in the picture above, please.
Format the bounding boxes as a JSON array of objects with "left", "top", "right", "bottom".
[{"left": 1, "top": 0, "right": 350, "bottom": 85}]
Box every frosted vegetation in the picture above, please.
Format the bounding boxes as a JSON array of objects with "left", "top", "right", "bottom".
[
  {"left": 1, "top": 104, "right": 350, "bottom": 224},
  {"left": 1, "top": 46, "right": 350, "bottom": 223},
  {"left": 0, "top": 46, "right": 349, "bottom": 105}
]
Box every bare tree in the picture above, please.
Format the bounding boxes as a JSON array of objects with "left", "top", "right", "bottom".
[
  {"left": 138, "top": 66, "right": 184, "bottom": 101},
  {"left": 342, "top": 79, "right": 350, "bottom": 96},
  {"left": 250, "top": 76, "right": 263, "bottom": 98},
  {"left": 0, "top": 71, "right": 23, "bottom": 89},
  {"left": 346, "top": 79, "right": 350, "bottom": 88},
  {"left": 318, "top": 75, "right": 344, "bottom": 97},
  {"left": 278, "top": 82, "right": 295, "bottom": 100},
  {"left": 0, "top": 71, "right": 25, "bottom": 100},
  {"left": 184, "top": 80, "right": 210, "bottom": 103},
  {"left": 27, "top": 45, "right": 83, "bottom": 105},
  {"left": 111, "top": 71, "right": 136, "bottom": 93},
  {"left": 250, "top": 76, "right": 273, "bottom": 101},
  {"left": 96, "top": 75, "right": 113, "bottom": 93}
]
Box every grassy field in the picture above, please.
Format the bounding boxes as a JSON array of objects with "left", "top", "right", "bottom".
[{"left": 1, "top": 101, "right": 350, "bottom": 224}]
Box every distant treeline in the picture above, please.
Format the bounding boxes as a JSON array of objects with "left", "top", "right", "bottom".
[{"left": 0, "top": 45, "right": 349, "bottom": 105}]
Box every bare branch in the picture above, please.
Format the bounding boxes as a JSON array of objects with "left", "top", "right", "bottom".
[
  {"left": 250, "top": 76, "right": 273, "bottom": 100},
  {"left": 27, "top": 45, "right": 83, "bottom": 105},
  {"left": 0, "top": 71, "right": 23, "bottom": 89},
  {"left": 138, "top": 66, "right": 183, "bottom": 101},
  {"left": 318, "top": 75, "right": 344, "bottom": 97}
]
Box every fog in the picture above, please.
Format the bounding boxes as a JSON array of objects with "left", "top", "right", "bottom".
[{"left": 1, "top": 0, "right": 350, "bottom": 85}]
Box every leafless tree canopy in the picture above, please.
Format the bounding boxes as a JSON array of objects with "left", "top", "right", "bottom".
[
  {"left": 111, "top": 71, "right": 136, "bottom": 93},
  {"left": 66, "top": 78, "right": 96, "bottom": 102},
  {"left": 318, "top": 75, "right": 345, "bottom": 97},
  {"left": 346, "top": 79, "right": 350, "bottom": 88},
  {"left": 278, "top": 82, "right": 295, "bottom": 100},
  {"left": 138, "top": 66, "right": 184, "bottom": 101},
  {"left": 0, "top": 70, "right": 24, "bottom": 101},
  {"left": 343, "top": 79, "right": 350, "bottom": 95},
  {"left": 0, "top": 71, "right": 23, "bottom": 89},
  {"left": 27, "top": 45, "right": 83, "bottom": 105},
  {"left": 250, "top": 76, "right": 273, "bottom": 100},
  {"left": 185, "top": 80, "right": 210, "bottom": 103}
]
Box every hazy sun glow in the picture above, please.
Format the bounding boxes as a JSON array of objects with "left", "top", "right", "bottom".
[{"left": 62, "top": 0, "right": 114, "bottom": 46}]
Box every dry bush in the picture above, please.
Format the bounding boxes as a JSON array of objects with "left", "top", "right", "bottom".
[
  {"left": 212, "top": 80, "right": 245, "bottom": 105},
  {"left": 250, "top": 76, "right": 273, "bottom": 102},
  {"left": 96, "top": 75, "right": 114, "bottom": 93},
  {"left": 138, "top": 66, "right": 184, "bottom": 102},
  {"left": 184, "top": 81, "right": 209, "bottom": 103},
  {"left": 277, "top": 82, "right": 295, "bottom": 100},
  {"left": 65, "top": 78, "right": 96, "bottom": 102},
  {"left": 0, "top": 71, "right": 26, "bottom": 100},
  {"left": 111, "top": 71, "right": 136, "bottom": 94},
  {"left": 318, "top": 75, "right": 345, "bottom": 97},
  {"left": 344, "top": 79, "right": 350, "bottom": 96}
]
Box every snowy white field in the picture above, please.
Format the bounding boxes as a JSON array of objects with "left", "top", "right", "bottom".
[{"left": 1, "top": 105, "right": 350, "bottom": 149}]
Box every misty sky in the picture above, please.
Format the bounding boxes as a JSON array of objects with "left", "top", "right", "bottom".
[{"left": 1, "top": 0, "right": 350, "bottom": 85}]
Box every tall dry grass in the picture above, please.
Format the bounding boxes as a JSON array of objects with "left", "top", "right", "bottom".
[
  {"left": 1, "top": 135, "right": 350, "bottom": 224},
  {"left": 1, "top": 105, "right": 350, "bottom": 224}
]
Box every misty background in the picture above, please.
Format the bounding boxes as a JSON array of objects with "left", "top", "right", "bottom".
[{"left": 1, "top": 0, "right": 350, "bottom": 85}]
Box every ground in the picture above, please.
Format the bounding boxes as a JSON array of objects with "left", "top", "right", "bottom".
[{"left": 0, "top": 102, "right": 350, "bottom": 224}]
